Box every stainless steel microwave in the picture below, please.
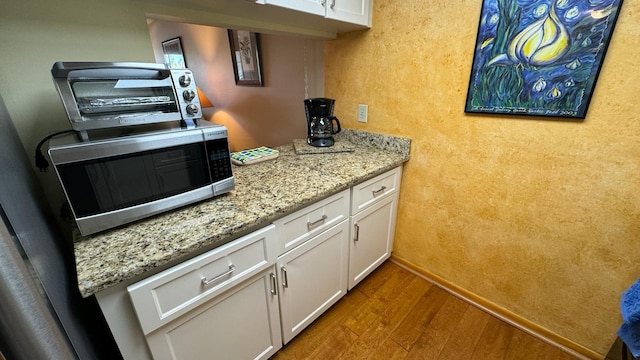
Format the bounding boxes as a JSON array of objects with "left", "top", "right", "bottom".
[{"left": 48, "top": 121, "right": 234, "bottom": 236}]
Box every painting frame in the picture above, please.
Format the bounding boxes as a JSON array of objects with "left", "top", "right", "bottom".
[
  {"left": 464, "top": 0, "right": 624, "bottom": 119},
  {"left": 228, "top": 29, "right": 263, "bottom": 86},
  {"left": 162, "top": 37, "right": 186, "bottom": 69}
]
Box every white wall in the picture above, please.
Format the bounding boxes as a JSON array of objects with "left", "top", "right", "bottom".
[
  {"left": 0, "top": 0, "right": 154, "bottom": 151},
  {"left": 0, "top": 0, "right": 155, "bottom": 234},
  {"left": 148, "top": 19, "right": 325, "bottom": 151}
]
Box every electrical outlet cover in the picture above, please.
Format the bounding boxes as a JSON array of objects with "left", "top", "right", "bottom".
[{"left": 357, "top": 104, "right": 368, "bottom": 123}]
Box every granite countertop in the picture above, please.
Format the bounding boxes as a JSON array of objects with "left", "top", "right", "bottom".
[{"left": 74, "top": 129, "right": 411, "bottom": 298}]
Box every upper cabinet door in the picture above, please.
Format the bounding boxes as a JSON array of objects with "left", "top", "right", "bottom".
[
  {"left": 326, "top": 0, "right": 371, "bottom": 27},
  {"left": 262, "top": 0, "right": 372, "bottom": 27},
  {"left": 262, "top": 0, "right": 325, "bottom": 16}
]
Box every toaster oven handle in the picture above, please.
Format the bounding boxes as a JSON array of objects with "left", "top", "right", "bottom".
[{"left": 51, "top": 61, "right": 171, "bottom": 77}]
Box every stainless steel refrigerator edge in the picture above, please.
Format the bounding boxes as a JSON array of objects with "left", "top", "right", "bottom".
[{"left": 0, "top": 95, "right": 121, "bottom": 359}]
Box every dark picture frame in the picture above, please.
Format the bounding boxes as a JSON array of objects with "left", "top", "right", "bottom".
[
  {"left": 464, "top": 0, "right": 624, "bottom": 119},
  {"left": 162, "top": 37, "right": 186, "bottom": 69},
  {"left": 228, "top": 29, "right": 263, "bottom": 86}
]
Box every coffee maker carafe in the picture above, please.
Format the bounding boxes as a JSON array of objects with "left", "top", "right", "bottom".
[{"left": 304, "top": 98, "right": 341, "bottom": 147}]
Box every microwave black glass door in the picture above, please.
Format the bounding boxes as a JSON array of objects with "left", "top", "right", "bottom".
[{"left": 57, "top": 143, "right": 211, "bottom": 217}]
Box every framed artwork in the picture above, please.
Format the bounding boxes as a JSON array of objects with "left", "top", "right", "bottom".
[
  {"left": 162, "top": 37, "right": 186, "bottom": 69},
  {"left": 228, "top": 30, "right": 263, "bottom": 86},
  {"left": 464, "top": 0, "right": 624, "bottom": 119}
]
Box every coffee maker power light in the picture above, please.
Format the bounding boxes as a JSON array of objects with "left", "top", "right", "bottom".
[{"left": 304, "top": 98, "right": 341, "bottom": 147}]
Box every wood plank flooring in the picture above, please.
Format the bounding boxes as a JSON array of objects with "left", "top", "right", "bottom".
[{"left": 270, "top": 261, "right": 579, "bottom": 360}]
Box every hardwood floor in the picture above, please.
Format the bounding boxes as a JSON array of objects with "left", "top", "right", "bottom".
[{"left": 270, "top": 261, "right": 579, "bottom": 360}]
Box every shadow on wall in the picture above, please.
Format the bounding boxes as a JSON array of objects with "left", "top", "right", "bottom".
[
  {"left": 147, "top": 19, "right": 324, "bottom": 151},
  {"left": 215, "top": 92, "right": 309, "bottom": 152}
]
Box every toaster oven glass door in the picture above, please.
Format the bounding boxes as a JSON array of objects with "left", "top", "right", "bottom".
[
  {"left": 71, "top": 78, "right": 179, "bottom": 120},
  {"left": 56, "top": 142, "right": 211, "bottom": 218}
]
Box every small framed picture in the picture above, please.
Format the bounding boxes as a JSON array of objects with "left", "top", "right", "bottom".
[
  {"left": 162, "top": 37, "right": 186, "bottom": 69},
  {"left": 228, "top": 30, "right": 263, "bottom": 86}
]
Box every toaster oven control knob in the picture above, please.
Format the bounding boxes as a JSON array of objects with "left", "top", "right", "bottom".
[
  {"left": 178, "top": 75, "right": 192, "bottom": 87},
  {"left": 186, "top": 104, "right": 199, "bottom": 115},
  {"left": 182, "top": 90, "right": 196, "bottom": 101}
]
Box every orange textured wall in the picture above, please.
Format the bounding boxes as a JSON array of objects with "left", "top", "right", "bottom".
[{"left": 325, "top": 0, "right": 640, "bottom": 356}]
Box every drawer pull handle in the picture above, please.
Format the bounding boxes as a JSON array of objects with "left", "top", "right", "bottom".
[
  {"left": 330, "top": 0, "right": 335, "bottom": 9},
  {"left": 201, "top": 264, "right": 236, "bottom": 286},
  {"left": 354, "top": 223, "right": 360, "bottom": 242},
  {"left": 372, "top": 186, "right": 387, "bottom": 196},
  {"left": 307, "top": 215, "right": 328, "bottom": 230},
  {"left": 281, "top": 266, "right": 289, "bottom": 288},
  {"left": 270, "top": 272, "right": 277, "bottom": 295}
]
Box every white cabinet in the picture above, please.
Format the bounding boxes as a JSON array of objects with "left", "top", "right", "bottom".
[
  {"left": 126, "top": 225, "right": 281, "bottom": 360},
  {"left": 277, "top": 221, "right": 349, "bottom": 343},
  {"left": 272, "top": 168, "right": 402, "bottom": 342},
  {"left": 127, "top": 225, "right": 277, "bottom": 334},
  {"left": 97, "top": 168, "right": 403, "bottom": 359},
  {"left": 259, "top": 0, "right": 372, "bottom": 27},
  {"left": 349, "top": 193, "right": 398, "bottom": 289},
  {"left": 144, "top": 267, "right": 281, "bottom": 360},
  {"left": 348, "top": 167, "right": 402, "bottom": 290},
  {"left": 327, "top": 0, "right": 372, "bottom": 26},
  {"left": 273, "top": 189, "right": 350, "bottom": 344},
  {"left": 259, "top": 0, "right": 324, "bottom": 16}
]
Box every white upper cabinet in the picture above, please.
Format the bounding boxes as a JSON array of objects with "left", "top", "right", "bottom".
[
  {"left": 138, "top": 0, "right": 372, "bottom": 39},
  {"left": 260, "top": 0, "right": 372, "bottom": 27},
  {"left": 259, "top": 0, "right": 325, "bottom": 16},
  {"left": 326, "top": 0, "right": 371, "bottom": 26}
]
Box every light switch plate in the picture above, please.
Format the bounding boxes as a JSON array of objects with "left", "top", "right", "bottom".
[{"left": 357, "top": 104, "right": 368, "bottom": 123}]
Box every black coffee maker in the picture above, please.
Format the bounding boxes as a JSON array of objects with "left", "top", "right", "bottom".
[{"left": 304, "top": 98, "right": 341, "bottom": 147}]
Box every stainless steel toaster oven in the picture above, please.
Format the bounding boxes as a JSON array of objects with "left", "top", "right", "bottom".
[{"left": 51, "top": 62, "right": 203, "bottom": 138}]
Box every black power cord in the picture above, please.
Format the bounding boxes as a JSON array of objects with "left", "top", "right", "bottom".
[{"left": 34, "top": 130, "right": 75, "bottom": 172}]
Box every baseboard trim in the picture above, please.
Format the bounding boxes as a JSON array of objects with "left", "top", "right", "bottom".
[{"left": 390, "top": 255, "right": 601, "bottom": 360}]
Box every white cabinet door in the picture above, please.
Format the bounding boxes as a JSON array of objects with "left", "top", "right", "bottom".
[
  {"left": 262, "top": 0, "right": 371, "bottom": 27},
  {"left": 127, "top": 225, "right": 277, "bottom": 335},
  {"left": 262, "top": 0, "right": 325, "bottom": 16},
  {"left": 349, "top": 191, "right": 398, "bottom": 290},
  {"left": 326, "top": 0, "right": 372, "bottom": 27},
  {"left": 145, "top": 267, "right": 282, "bottom": 360},
  {"left": 277, "top": 220, "right": 349, "bottom": 344}
]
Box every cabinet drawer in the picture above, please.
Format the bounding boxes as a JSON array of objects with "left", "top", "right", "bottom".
[
  {"left": 274, "top": 189, "right": 349, "bottom": 255},
  {"left": 351, "top": 166, "right": 402, "bottom": 215},
  {"left": 127, "top": 225, "right": 277, "bottom": 335}
]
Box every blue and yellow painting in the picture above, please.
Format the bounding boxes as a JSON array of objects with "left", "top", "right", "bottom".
[{"left": 465, "top": 0, "right": 623, "bottom": 119}]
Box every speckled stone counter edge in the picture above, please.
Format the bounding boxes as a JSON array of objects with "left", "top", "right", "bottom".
[
  {"left": 337, "top": 129, "right": 411, "bottom": 158},
  {"left": 74, "top": 129, "right": 411, "bottom": 297}
]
